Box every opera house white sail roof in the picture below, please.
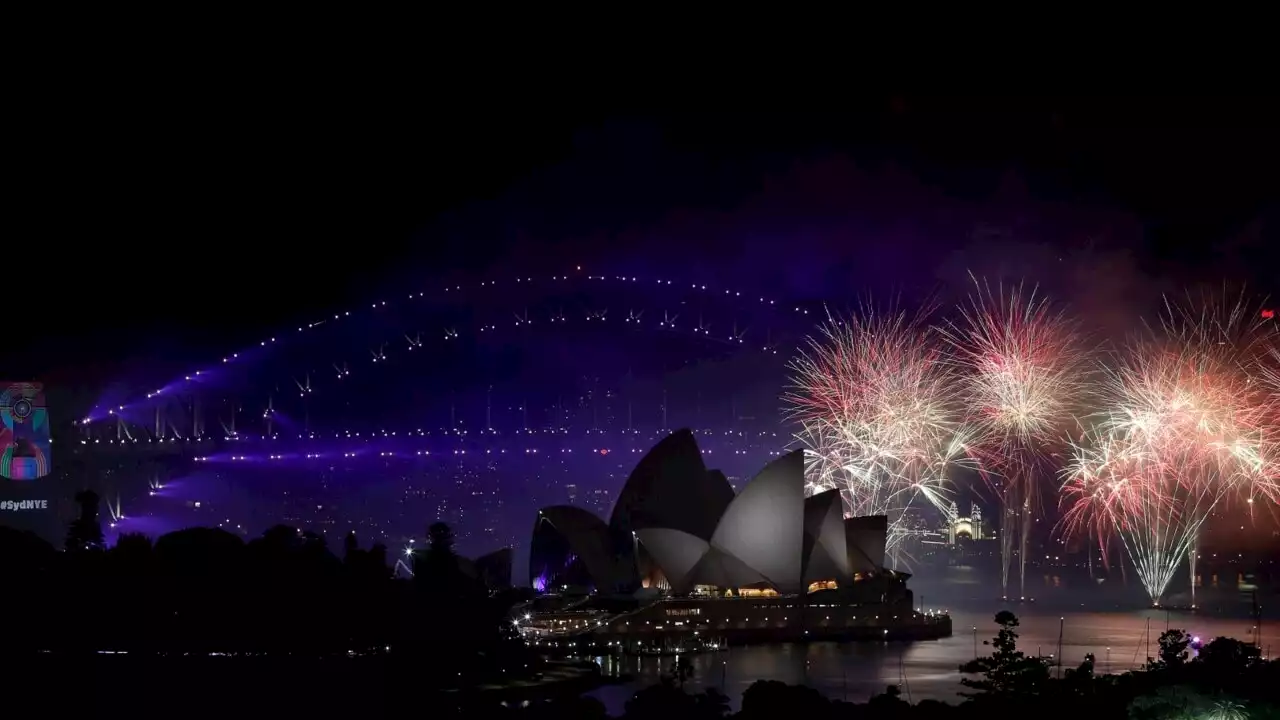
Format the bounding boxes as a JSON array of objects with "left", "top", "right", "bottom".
[{"left": 529, "top": 429, "right": 887, "bottom": 595}]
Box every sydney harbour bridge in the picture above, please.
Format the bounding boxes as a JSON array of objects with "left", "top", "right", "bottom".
[{"left": 52, "top": 268, "right": 831, "bottom": 559}]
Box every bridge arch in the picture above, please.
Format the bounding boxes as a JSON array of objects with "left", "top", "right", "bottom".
[
  {"left": 71, "top": 270, "right": 822, "bottom": 554},
  {"left": 81, "top": 269, "right": 821, "bottom": 441}
]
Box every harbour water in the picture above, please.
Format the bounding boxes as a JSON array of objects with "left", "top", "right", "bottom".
[{"left": 585, "top": 564, "right": 1279, "bottom": 712}]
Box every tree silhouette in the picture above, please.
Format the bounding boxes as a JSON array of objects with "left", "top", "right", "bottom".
[
  {"left": 110, "top": 532, "right": 153, "bottom": 579},
  {"left": 65, "top": 490, "right": 104, "bottom": 551},
  {"left": 865, "top": 684, "right": 911, "bottom": 717},
  {"left": 740, "top": 680, "right": 827, "bottom": 719},
  {"left": 1153, "top": 629, "right": 1191, "bottom": 669},
  {"left": 428, "top": 521, "right": 455, "bottom": 554},
  {"left": 367, "top": 542, "right": 388, "bottom": 578},
  {"left": 669, "top": 655, "right": 694, "bottom": 689},
  {"left": 1060, "top": 653, "right": 1098, "bottom": 698},
  {"left": 417, "top": 521, "right": 464, "bottom": 592},
  {"left": 959, "top": 610, "right": 1050, "bottom": 699},
  {"left": 628, "top": 675, "right": 730, "bottom": 719},
  {"left": 1197, "top": 637, "right": 1261, "bottom": 673},
  {"left": 343, "top": 531, "right": 359, "bottom": 564},
  {"left": 113, "top": 532, "right": 152, "bottom": 556}
]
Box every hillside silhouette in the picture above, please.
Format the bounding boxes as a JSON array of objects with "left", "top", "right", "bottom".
[
  {"left": 2, "top": 491, "right": 548, "bottom": 715},
  {"left": 8, "top": 491, "right": 1280, "bottom": 720}
]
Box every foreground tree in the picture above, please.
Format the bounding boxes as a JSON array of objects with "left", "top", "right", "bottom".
[
  {"left": 65, "top": 490, "right": 104, "bottom": 551},
  {"left": 959, "top": 610, "right": 1050, "bottom": 700},
  {"left": 739, "top": 680, "right": 831, "bottom": 719},
  {"left": 627, "top": 670, "right": 729, "bottom": 720},
  {"left": 1198, "top": 637, "right": 1261, "bottom": 672},
  {"left": 1151, "top": 629, "right": 1191, "bottom": 670},
  {"left": 1129, "top": 685, "right": 1249, "bottom": 720},
  {"left": 670, "top": 655, "right": 694, "bottom": 689},
  {"left": 416, "top": 521, "right": 465, "bottom": 593}
]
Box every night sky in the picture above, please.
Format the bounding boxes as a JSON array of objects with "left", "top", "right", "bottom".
[
  {"left": 4, "top": 94, "right": 1278, "bottom": 564},
  {"left": 13, "top": 96, "right": 1277, "bottom": 391}
]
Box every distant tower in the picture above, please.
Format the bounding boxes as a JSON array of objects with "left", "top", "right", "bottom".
[
  {"left": 948, "top": 500, "right": 959, "bottom": 544},
  {"left": 972, "top": 503, "right": 983, "bottom": 540}
]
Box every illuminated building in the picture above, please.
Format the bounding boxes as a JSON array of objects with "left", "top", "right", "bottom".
[
  {"left": 531, "top": 430, "right": 898, "bottom": 597},
  {"left": 521, "top": 430, "right": 949, "bottom": 648},
  {"left": 945, "top": 501, "right": 984, "bottom": 543},
  {"left": 522, "top": 430, "right": 931, "bottom": 604}
]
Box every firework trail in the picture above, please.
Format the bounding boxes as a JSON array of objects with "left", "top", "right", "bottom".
[
  {"left": 941, "top": 276, "right": 1088, "bottom": 600},
  {"left": 1263, "top": 340, "right": 1280, "bottom": 407},
  {"left": 1061, "top": 292, "right": 1280, "bottom": 606},
  {"left": 785, "top": 304, "right": 973, "bottom": 566}
]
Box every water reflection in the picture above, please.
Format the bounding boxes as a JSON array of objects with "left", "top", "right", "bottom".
[
  {"left": 585, "top": 564, "right": 1278, "bottom": 713},
  {"left": 588, "top": 606, "right": 1276, "bottom": 711}
]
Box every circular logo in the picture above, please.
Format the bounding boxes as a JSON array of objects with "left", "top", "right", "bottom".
[{"left": 11, "top": 398, "right": 32, "bottom": 420}]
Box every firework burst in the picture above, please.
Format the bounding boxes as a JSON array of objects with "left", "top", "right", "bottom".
[
  {"left": 1061, "top": 292, "right": 1280, "bottom": 605},
  {"left": 785, "top": 304, "right": 972, "bottom": 565},
  {"left": 940, "top": 276, "right": 1089, "bottom": 599},
  {"left": 1263, "top": 338, "right": 1280, "bottom": 411}
]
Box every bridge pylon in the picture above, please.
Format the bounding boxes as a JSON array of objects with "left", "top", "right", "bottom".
[{"left": 264, "top": 395, "right": 274, "bottom": 437}]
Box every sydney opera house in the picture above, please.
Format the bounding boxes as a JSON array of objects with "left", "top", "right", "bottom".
[{"left": 521, "top": 430, "right": 951, "bottom": 649}]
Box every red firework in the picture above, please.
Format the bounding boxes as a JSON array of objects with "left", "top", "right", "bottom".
[
  {"left": 1060, "top": 290, "right": 1280, "bottom": 603},
  {"left": 940, "top": 275, "right": 1089, "bottom": 597}
]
